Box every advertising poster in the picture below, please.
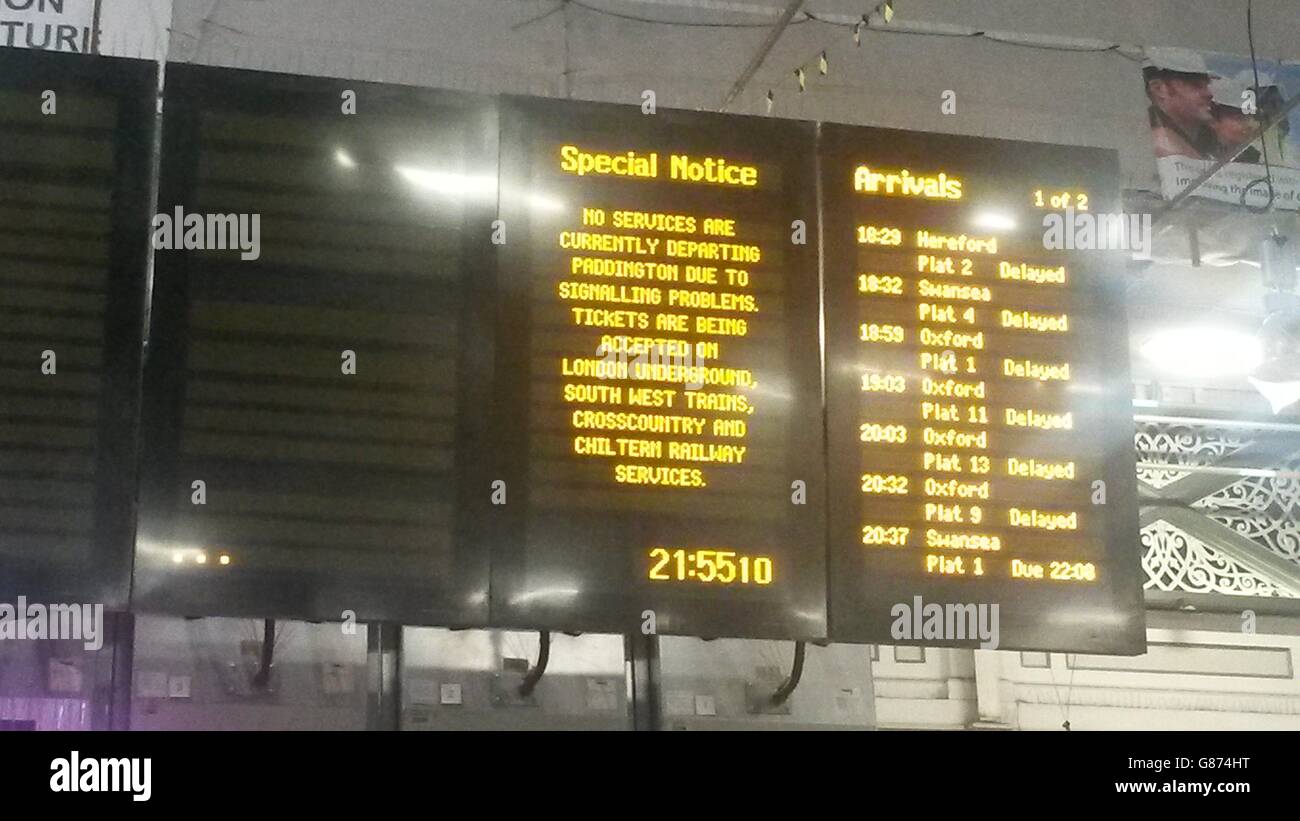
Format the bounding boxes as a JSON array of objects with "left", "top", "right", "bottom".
[{"left": 1143, "top": 46, "right": 1300, "bottom": 210}]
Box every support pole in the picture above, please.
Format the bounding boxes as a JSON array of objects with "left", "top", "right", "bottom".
[
  {"left": 366, "top": 623, "right": 402, "bottom": 731},
  {"left": 625, "top": 633, "right": 661, "bottom": 731}
]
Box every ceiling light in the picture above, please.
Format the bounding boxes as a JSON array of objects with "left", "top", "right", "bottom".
[
  {"left": 1140, "top": 327, "right": 1263, "bottom": 378},
  {"left": 394, "top": 165, "right": 495, "bottom": 197},
  {"left": 972, "top": 211, "right": 1016, "bottom": 232},
  {"left": 526, "top": 192, "right": 565, "bottom": 213}
]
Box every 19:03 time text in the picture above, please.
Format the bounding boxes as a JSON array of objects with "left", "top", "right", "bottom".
[{"left": 648, "top": 548, "right": 774, "bottom": 585}]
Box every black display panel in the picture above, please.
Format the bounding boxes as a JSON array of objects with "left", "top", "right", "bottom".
[
  {"left": 492, "top": 97, "right": 826, "bottom": 639},
  {"left": 822, "top": 124, "right": 1145, "bottom": 653},
  {"left": 0, "top": 49, "right": 155, "bottom": 608},
  {"left": 135, "top": 65, "right": 497, "bottom": 624}
]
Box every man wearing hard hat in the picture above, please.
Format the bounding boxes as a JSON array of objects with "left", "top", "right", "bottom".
[
  {"left": 1208, "top": 68, "right": 1291, "bottom": 166},
  {"left": 1209, "top": 71, "right": 1265, "bottom": 163},
  {"left": 1143, "top": 47, "right": 1221, "bottom": 160}
]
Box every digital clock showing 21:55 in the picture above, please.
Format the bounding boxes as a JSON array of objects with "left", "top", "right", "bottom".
[{"left": 648, "top": 548, "right": 774, "bottom": 585}]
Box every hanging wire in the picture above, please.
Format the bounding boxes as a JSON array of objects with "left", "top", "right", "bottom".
[
  {"left": 566, "top": 0, "right": 815, "bottom": 28},
  {"left": 762, "top": 0, "right": 1142, "bottom": 115},
  {"left": 1240, "top": 0, "right": 1277, "bottom": 211},
  {"left": 802, "top": 10, "right": 1137, "bottom": 57},
  {"left": 771, "top": 3, "right": 892, "bottom": 112},
  {"left": 1046, "top": 652, "right": 1078, "bottom": 730},
  {"left": 544, "top": 1, "right": 1144, "bottom": 66},
  {"left": 512, "top": 1, "right": 568, "bottom": 31}
]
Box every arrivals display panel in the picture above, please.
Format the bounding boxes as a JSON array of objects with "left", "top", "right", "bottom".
[{"left": 821, "top": 125, "right": 1144, "bottom": 653}]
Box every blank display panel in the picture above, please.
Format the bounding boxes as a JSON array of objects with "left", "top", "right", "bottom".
[
  {"left": 135, "top": 65, "right": 497, "bottom": 624},
  {"left": 0, "top": 50, "right": 154, "bottom": 608}
]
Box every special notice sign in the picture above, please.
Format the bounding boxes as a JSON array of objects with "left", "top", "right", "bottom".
[{"left": 490, "top": 97, "right": 826, "bottom": 639}]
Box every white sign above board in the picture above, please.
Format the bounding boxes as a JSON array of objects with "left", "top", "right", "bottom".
[
  {"left": 0, "top": 0, "right": 169, "bottom": 59},
  {"left": 0, "top": 0, "right": 97, "bottom": 52}
]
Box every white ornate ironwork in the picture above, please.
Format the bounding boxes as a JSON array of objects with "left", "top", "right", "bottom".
[
  {"left": 1193, "top": 458, "right": 1300, "bottom": 566},
  {"left": 1140, "top": 520, "right": 1283, "bottom": 598},
  {"left": 1135, "top": 420, "right": 1300, "bottom": 597},
  {"left": 1134, "top": 422, "right": 1248, "bottom": 489}
]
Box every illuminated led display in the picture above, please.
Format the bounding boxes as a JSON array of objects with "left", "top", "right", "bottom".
[
  {"left": 491, "top": 97, "right": 825, "bottom": 639},
  {"left": 120, "top": 66, "right": 1145, "bottom": 648},
  {"left": 822, "top": 125, "right": 1145, "bottom": 654}
]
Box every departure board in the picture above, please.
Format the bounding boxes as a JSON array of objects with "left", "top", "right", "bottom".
[
  {"left": 492, "top": 98, "right": 826, "bottom": 639},
  {"left": 822, "top": 125, "right": 1145, "bottom": 653},
  {"left": 135, "top": 65, "right": 497, "bottom": 625},
  {"left": 0, "top": 49, "right": 155, "bottom": 608}
]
